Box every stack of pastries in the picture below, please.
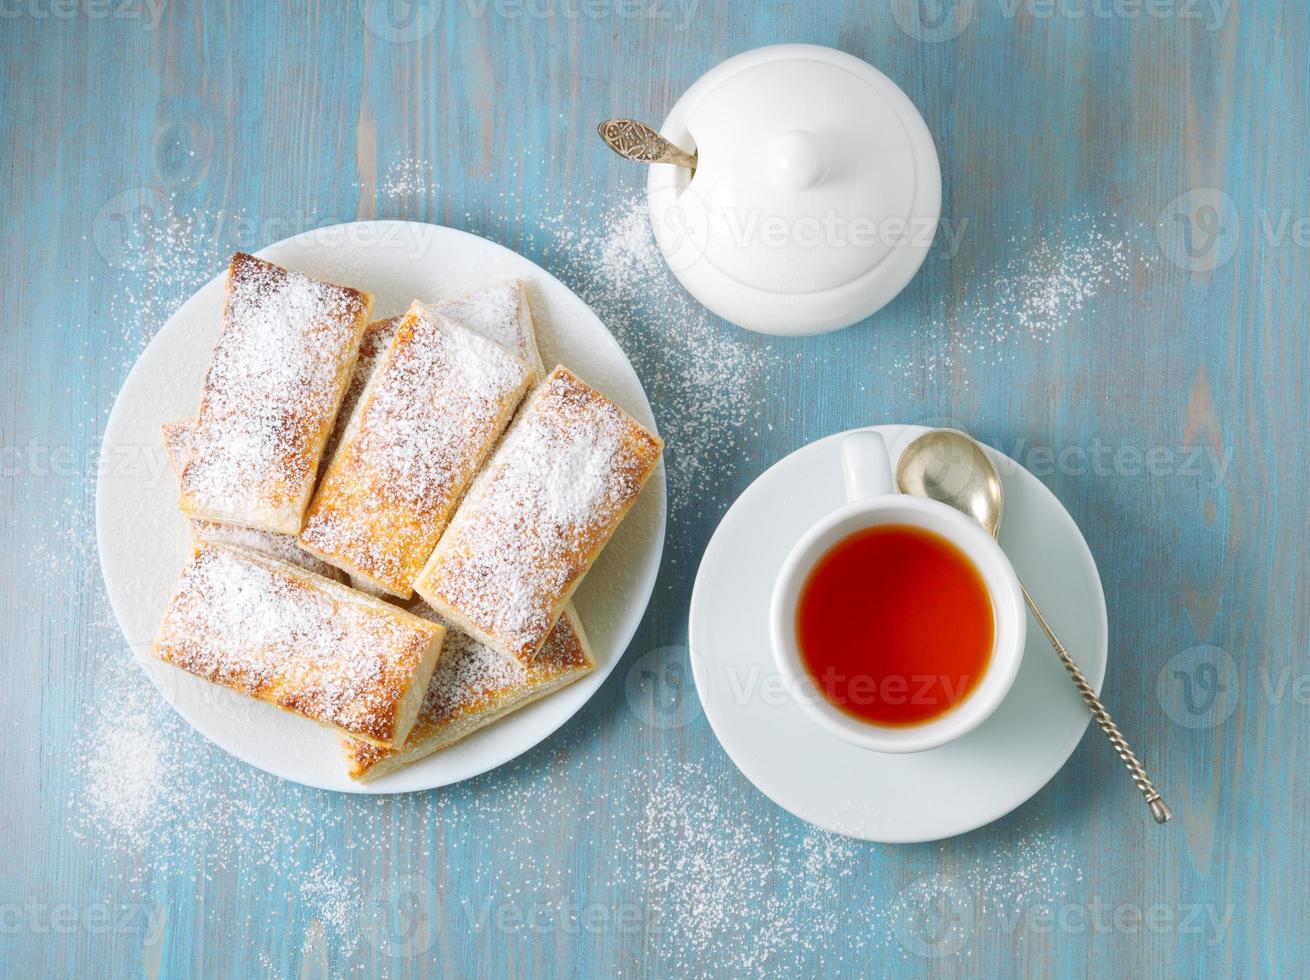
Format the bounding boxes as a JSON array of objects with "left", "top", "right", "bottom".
[{"left": 151, "top": 253, "right": 663, "bottom": 781}]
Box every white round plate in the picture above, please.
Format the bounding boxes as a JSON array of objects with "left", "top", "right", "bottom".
[
  {"left": 97, "top": 221, "right": 666, "bottom": 794},
  {"left": 688, "top": 425, "right": 1105, "bottom": 842}
]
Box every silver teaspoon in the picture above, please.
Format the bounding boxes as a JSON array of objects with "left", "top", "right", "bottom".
[
  {"left": 895, "top": 428, "right": 1172, "bottom": 824},
  {"left": 597, "top": 119, "right": 697, "bottom": 173}
]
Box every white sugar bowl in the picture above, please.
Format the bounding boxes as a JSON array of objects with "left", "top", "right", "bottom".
[{"left": 645, "top": 44, "right": 941, "bottom": 336}]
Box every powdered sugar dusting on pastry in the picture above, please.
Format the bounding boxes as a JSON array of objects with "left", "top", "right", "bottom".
[
  {"left": 437, "top": 280, "right": 545, "bottom": 377},
  {"left": 152, "top": 544, "right": 440, "bottom": 745},
  {"left": 416, "top": 367, "right": 662, "bottom": 660},
  {"left": 410, "top": 602, "right": 592, "bottom": 729},
  {"left": 162, "top": 419, "right": 342, "bottom": 578},
  {"left": 322, "top": 283, "right": 541, "bottom": 474},
  {"left": 178, "top": 253, "right": 371, "bottom": 532},
  {"left": 298, "top": 306, "right": 532, "bottom": 596}
]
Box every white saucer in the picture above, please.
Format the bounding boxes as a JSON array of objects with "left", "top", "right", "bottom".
[
  {"left": 96, "top": 221, "right": 666, "bottom": 794},
  {"left": 688, "top": 425, "right": 1106, "bottom": 842}
]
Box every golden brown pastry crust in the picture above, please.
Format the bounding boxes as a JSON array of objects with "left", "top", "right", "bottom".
[
  {"left": 151, "top": 542, "right": 444, "bottom": 748},
  {"left": 297, "top": 303, "right": 533, "bottom": 598},
  {"left": 413, "top": 367, "right": 662, "bottom": 661},
  {"left": 343, "top": 603, "right": 595, "bottom": 781},
  {"left": 177, "top": 253, "right": 373, "bottom": 534}
]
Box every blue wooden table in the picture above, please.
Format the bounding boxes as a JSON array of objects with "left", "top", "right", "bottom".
[{"left": 3, "top": 2, "right": 1306, "bottom": 977}]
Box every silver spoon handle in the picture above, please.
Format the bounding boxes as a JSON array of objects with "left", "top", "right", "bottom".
[
  {"left": 597, "top": 119, "right": 697, "bottom": 172},
  {"left": 1019, "top": 580, "right": 1172, "bottom": 824}
]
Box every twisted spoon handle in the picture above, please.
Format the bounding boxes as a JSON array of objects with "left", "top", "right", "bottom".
[{"left": 1019, "top": 581, "right": 1172, "bottom": 824}]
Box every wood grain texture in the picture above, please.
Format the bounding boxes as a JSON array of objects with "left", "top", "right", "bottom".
[{"left": 1, "top": 1, "right": 1307, "bottom": 977}]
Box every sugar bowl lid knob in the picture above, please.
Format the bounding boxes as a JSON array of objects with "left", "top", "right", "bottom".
[{"left": 768, "top": 130, "right": 829, "bottom": 191}]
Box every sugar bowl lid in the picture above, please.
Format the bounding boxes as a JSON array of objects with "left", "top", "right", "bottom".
[{"left": 647, "top": 44, "right": 941, "bottom": 336}]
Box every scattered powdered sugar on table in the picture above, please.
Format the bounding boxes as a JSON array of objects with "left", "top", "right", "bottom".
[
  {"left": 890, "top": 221, "right": 1142, "bottom": 383},
  {"left": 78, "top": 707, "right": 173, "bottom": 845},
  {"left": 614, "top": 760, "right": 860, "bottom": 974},
  {"left": 956, "top": 824, "right": 1084, "bottom": 908},
  {"left": 300, "top": 863, "right": 365, "bottom": 960},
  {"left": 69, "top": 640, "right": 1083, "bottom": 975},
  {"left": 377, "top": 157, "right": 437, "bottom": 202},
  {"left": 82, "top": 194, "right": 225, "bottom": 376}
]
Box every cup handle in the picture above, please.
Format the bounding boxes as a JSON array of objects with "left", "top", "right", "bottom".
[{"left": 840, "top": 430, "right": 894, "bottom": 502}]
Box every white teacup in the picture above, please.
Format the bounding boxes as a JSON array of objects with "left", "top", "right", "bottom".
[{"left": 770, "top": 430, "right": 1026, "bottom": 753}]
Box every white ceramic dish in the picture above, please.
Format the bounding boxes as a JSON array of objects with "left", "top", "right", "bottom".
[
  {"left": 648, "top": 44, "right": 941, "bottom": 336},
  {"left": 96, "top": 221, "right": 666, "bottom": 794},
  {"left": 689, "top": 425, "right": 1106, "bottom": 842}
]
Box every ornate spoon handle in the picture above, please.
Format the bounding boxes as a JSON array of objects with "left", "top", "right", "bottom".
[
  {"left": 1019, "top": 581, "right": 1173, "bottom": 824},
  {"left": 597, "top": 119, "right": 697, "bottom": 172}
]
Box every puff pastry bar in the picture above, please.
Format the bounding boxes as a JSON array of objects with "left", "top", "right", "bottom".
[
  {"left": 436, "top": 279, "right": 545, "bottom": 378},
  {"left": 321, "top": 315, "right": 403, "bottom": 468},
  {"left": 298, "top": 302, "right": 534, "bottom": 598},
  {"left": 177, "top": 253, "right": 373, "bottom": 534},
  {"left": 151, "top": 542, "right": 444, "bottom": 749},
  {"left": 342, "top": 602, "right": 594, "bottom": 781},
  {"left": 162, "top": 420, "right": 341, "bottom": 580},
  {"left": 413, "top": 367, "right": 663, "bottom": 661},
  {"left": 319, "top": 282, "right": 543, "bottom": 475}
]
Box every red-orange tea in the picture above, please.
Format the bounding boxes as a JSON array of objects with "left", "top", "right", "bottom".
[{"left": 795, "top": 524, "right": 994, "bottom": 727}]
